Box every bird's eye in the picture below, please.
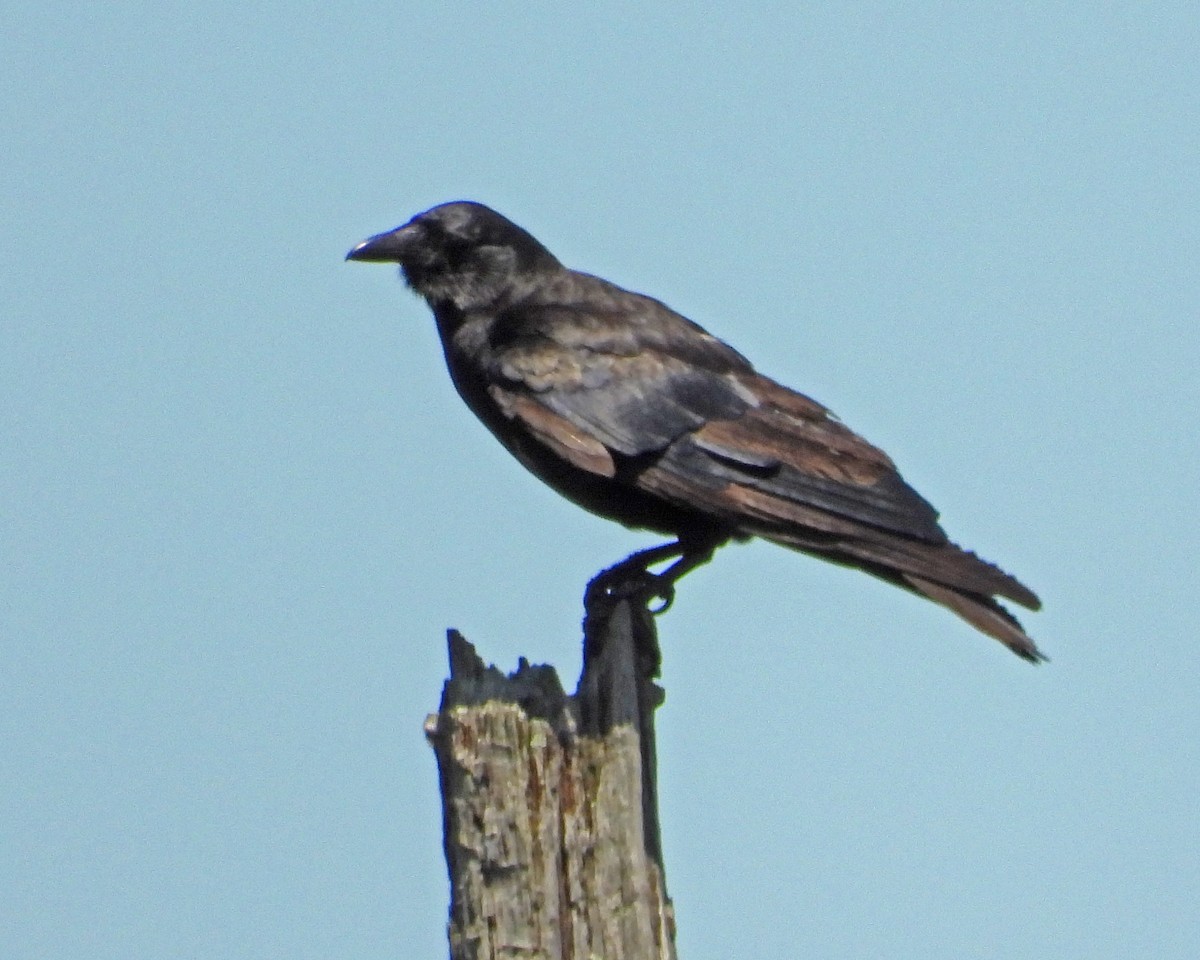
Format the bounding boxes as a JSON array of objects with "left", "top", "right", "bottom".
[{"left": 441, "top": 235, "right": 475, "bottom": 265}]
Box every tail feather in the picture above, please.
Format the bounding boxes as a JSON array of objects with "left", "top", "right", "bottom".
[
  {"left": 822, "top": 534, "right": 1041, "bottom": 611},
  {"left": 903, "top": 574, "right": 1047, "bottom": 663},
  {"left": 757, "top": 527, "right": 1046, "bottom": 662}
]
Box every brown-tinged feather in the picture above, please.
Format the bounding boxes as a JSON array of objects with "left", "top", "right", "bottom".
[
  {"left": 488, "top": 386, "right": 616, "bottom": 478},
  {"left": 695, "top": 410, "right": 893, "bottom": 484},
  {"left": 902, "top": 575, "right": 1046, "bottom": 663}
]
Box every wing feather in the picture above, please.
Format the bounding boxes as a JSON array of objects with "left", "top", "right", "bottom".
[
  {"left": 487, "top": 385, "right": 616, "bottom": 477},
  {"left": 488, "top": 303, "right": 752, "bottom": 455},
  {"left": 688, "top": 374, "right": 946, "bottom": 542}
]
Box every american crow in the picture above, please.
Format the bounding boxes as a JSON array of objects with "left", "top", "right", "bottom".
[{"left": 348, "top": 201, "right": 1044, "bottom": 662}]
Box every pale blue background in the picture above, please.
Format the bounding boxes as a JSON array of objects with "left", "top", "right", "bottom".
[{"left": 4, "top": 4, "right": 1197, "bottom": 958}]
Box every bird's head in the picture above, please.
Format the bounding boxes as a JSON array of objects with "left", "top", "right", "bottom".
[{"left": 347, "top": 201, "right": 560, "bottom": 311}]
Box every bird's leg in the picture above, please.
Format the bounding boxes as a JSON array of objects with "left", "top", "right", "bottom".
[
  {"left": 650, "top": 542, "right": 717, "bottom": 609},
  {"left": 585, "top": 538, "right": 719, "bottom": 614}
]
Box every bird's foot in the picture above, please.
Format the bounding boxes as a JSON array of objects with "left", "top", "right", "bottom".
[
  {"left": 584, "top": 538, "right": 721, "bottom": 617},
  {"left": 585, "top": 565, "right": 676, "bottom": 614}
]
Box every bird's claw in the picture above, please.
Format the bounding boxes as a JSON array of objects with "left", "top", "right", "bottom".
[
  {"left": 645, "top": 576, "right": 675, "bottom": 613},
  {"left": 586, "top": 568, "right": 676, "bottom": 615}
]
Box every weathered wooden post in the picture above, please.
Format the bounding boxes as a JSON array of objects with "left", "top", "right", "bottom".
[{"left": 424, "top": 592, "right": 676, "bottom": 960}]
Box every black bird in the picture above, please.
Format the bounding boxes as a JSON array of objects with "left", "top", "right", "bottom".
[{"left": 348, "top": 201, "right": 1044, "bottom": 662}]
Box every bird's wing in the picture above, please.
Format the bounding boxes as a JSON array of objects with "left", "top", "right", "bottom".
[
  {"left": 487, "top": 303, "right": 947, "bottom": 543},
  {"left": 485, "top": 386, "right": 619, "bottom": 478},
  {"left": 635, "top": 371, "right": 1042, "bottom": 613},
  {"left": 486, "top": 304, "right": 1041, "bottom": 633},
  {"left": 684, "top": 374, "right": 947, "bottom": 543},
  {"left": 486, "top": 302, "right": 753, "bottom": 456}
]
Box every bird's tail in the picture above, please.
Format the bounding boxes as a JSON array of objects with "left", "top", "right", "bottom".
[
  {"left": 900, "top": 574, "right": 1046, "bottom": 663},
  {"left": 762, "top": 529, "right": 1046, "bottom": 662}
]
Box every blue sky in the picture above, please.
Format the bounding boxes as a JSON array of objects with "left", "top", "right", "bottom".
[{"left": 3, "top": 3, "right": 1198, "bottom": 958}]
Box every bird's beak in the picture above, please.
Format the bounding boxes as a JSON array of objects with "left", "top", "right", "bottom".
[{"left": 345, "top": 223, "right": 420, "bottom": 263}]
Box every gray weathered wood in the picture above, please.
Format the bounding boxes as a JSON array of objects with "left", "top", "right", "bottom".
[{"left": 424, "top": 597, "right": 675, "bottom": 960}]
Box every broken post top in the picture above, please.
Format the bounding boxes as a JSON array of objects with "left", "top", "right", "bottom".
[{"left": 439, "top": 591, "right": 663, "bottom": 740}]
